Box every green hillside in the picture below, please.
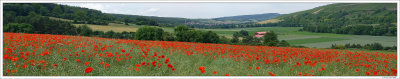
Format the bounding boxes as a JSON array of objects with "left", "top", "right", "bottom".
[
  {"left": 213, "top": 13, "right": 282, "bottom": 22},
  {"left": 272, "top": 3, "right": 397, "bottom": 36}
]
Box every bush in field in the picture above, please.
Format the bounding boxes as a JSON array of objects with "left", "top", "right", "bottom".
[
  {"left": 239, "top": 30, "right": 249, "bottom": 37},
  {"left": 174, "top": 25, "right": 220, "bottom": 43},
  {"left": 4, "top": 23, "right": 33, "bottom": 33},
  {"left": 219, "top": 36, "right": 231, "bottom": 44},
  {"left": 76, "top": 25, "right": 93, "bottom": 36},
  {"left": 278, "top": 40, "right": 290, "bottom": 47},
  {"left": 263, "top": 31, "right": 278, "bottom": 46},
  {"left": 135, "top": 26, "right": 164, "bottom": 40},
  {"left": 162, "top": 32, "right": 175, "bottom": 41},
  {"left": 175, "top": 25, "right": 191, "bottom": 42},
  {"left": 202, "top": 31, "right": 220, "bottom": 43},
  {"left": 231, "top": 35, "right": 240, "bottom": 43}
]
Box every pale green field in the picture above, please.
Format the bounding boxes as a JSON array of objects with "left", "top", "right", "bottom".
[{"left": 197, "top": 27, "right": 397, "bottom": 48}]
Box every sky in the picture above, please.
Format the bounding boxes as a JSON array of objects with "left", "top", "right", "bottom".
[{"left": 59, "top": 3, "right": 332, "bottom": 19}]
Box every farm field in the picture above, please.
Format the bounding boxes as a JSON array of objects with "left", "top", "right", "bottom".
[
  {"left": 74, "top": 23, "right": 140, "bottom": 33},
  {"left": 74, "top": 23, "right": 175, "bottom": 33},
  {"left": 3, "top": 32, "right": 397, "bottom": 76},
  {"left": 81, "top": 24, "right": 397, "bottom": 48},
  {"left": 197, "top": 27, "right": 397, "bottom": 48}
]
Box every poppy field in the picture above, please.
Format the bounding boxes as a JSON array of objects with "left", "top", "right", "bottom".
[{"left": 2, "top": 32, "right": 397, "bottom": 76}]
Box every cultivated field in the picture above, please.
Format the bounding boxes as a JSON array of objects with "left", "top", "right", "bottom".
[
  {"left": 3, "top": 33, "right": 397, "bottom": 76},
  {"left": 78, "top": 24, "right": 397, "bottom": 49},
  {"left": 197, "top": 27, "right": 397, "bottom": 48}
]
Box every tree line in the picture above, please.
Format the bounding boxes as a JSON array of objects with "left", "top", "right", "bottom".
[{"left": 331, "top": 43, "right": 397, "bottom": 51}]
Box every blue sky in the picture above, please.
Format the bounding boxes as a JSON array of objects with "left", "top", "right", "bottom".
[{"left": 59, "top": 3, "right": 331, "bottom": 19}]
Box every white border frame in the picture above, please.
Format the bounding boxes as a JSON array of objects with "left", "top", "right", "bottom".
[{"left": 0, "top": 0, "right": 399, "bottom": 79}]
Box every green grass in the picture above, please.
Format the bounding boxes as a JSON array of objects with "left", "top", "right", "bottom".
[
  {"left": 198, "top": 27, "right": 396, "bottom": 49},
  {"left": 287, "top": 37, "right": 349, "bottom": 45}
]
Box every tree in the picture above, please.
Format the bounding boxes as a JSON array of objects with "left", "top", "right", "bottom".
[
  {"left": 239, "top": 30, "right": 249, "bottom": 36},
  {"left": 370, "top": 42, "right": 383, "bottom": 50},
  {"left": 4, "top": 23, "right": 34, "bottom": 33},
  {"left": 202, "top": 31, "right": 219, "bottom": 43},
  {"left": 233, "top": 32, "right": 240, "bottom": 37},
  {"left": 278, "top": 40, "right": 290, "bottom": 47},
  {"left": 231, "top": 35, "right": 239, "bottom": 43},
  {"left": 39, "top": 6, "right": 49, "bottom": 16},
  {"left": 74, "top": 10, "right": 87, "bottom": 22},
  {"left": 104, "top": 30, "right": 116, "bottom": 38},
  {"left": 162, "top": 32, "right": 175, "bottom": 41},
  {"left": 263, "top": 31, "right": 278, "bottom": 46},
  {"left": 52, "top": 5, "right": 62, "bottom": 17},
  {"left": 135, "top": 17, "right": 158, "bottom": 26},
  {"left": 175, "top": 25, "right": 191, "bottom": 41},
  {"left": 135, "top": 26, "right": 164, "bottom": 40},
  {"left": 124, "top": 16, "right": 133, "bottom": 25},
  {"left": 242, "top": 36, "right": 254, "bottom": 44},
  {"left": 219, "top": 36, "right": 230, "bottom": 44},
  {"left": 266, "top": 41, "right": 278, "bottom": 46},
  {"left": 77, "top": 25, "right": 93, "bottom": 36}
]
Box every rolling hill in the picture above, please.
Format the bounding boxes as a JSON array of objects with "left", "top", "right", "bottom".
[
  {"left": 263, "top": 3, "right": 397, "bottom": 36},
  {"left": 212, "top": 13, "right": 283, "bottom": 22}
]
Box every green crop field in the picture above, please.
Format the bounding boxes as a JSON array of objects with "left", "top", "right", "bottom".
[{"left": 197, "top": 27, "right": 397, "bottom": 48}]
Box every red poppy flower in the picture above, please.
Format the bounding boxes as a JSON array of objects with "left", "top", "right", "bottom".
[
  {"left": 172, "top": 68, "right": 176, "bottom": 71},
  {"left": 167, "top": 64, "right": 173, "bottom": 68},
  {"left": 85, "top": 67, "right": 93, "bottom": 73},
  {"left": 136, "top": 64, "right": 141, "bottom": 67},
  {"left": 268, "top": 72, "right": 275, "bottom": 76},
  {"left": 121, "top": 49, "right": 125, "bottom": 53},
  {"left": 85, "top": 62, "right": 90, "bottom": 66},
  {"left": 142, "top": 62, "right": 146, "bottom": 65},
  {"left": 135, "top": 68, "right": 140, "bottom": 71},
  {"left": 105, "top": 63, "right": 110, "bottom": 67},
  {"left": 256, "top": 67, "right": 260, "bottom": 70},
  {"left": 225, "top": 74, "right": 229, "bottom": 76},
  {"left": 199, "top": 66, "right": 205, "bottom": 70},
  {"left": 213, "top": 71, "right": 217, "bottom": 74},
  {"left": 76, "top": 59, "right": 81, "bottom": 63},
  {"left": 52, "top": 64, "right": 58, "bottom": 67},
  {"left": 165, "top": 58, "right": 170, "bottom": 64},
  {"left": 11, "top": 57, "right": 19, "bottom": 61},
  {"left": 366, "top": 71, "right": 371, "bottom": 75}
]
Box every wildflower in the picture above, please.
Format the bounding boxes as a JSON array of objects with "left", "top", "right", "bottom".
[
  {"left": 225, "top": 74, "right": 229, "bottom": 76},
  {"left": 85, "top": 67, "right": 93, "bottom": 73},
  {"left": 213, "top": 71, "right": 217, "bottom": 74},
  {"left": 85, "top": 62, "right": 90, "bottom": 66},
  {"left": 268, "top": 72, "right": 276, "bottom": 76}
]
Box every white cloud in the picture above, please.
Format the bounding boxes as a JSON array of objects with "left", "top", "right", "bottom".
[
  {"left": 79, "top": 3, "right": 105, "bottom": 11},
  {"left": 138, "top": 8, "right": 160, "bottom": 15}
]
